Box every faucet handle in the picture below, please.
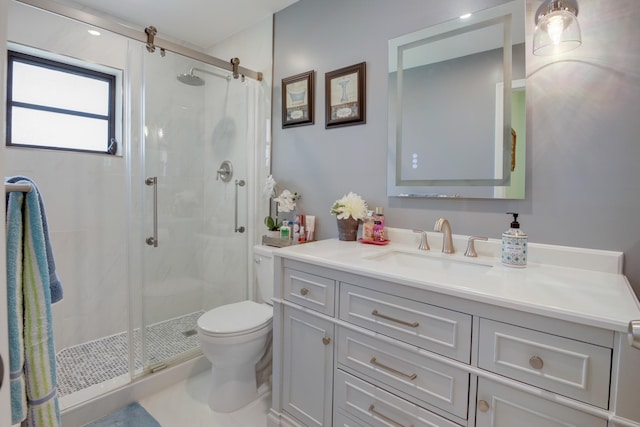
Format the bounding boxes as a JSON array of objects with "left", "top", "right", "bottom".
[
  {"left": 412, "top": 229, "right": 430, "bottom": 251},
  {"left": 465, "top": 236, "right": 488, "bottom": 257}
]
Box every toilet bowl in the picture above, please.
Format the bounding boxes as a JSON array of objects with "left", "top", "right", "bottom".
[{"left": 197, "top": 244, "right": 274, "bottom": 412}]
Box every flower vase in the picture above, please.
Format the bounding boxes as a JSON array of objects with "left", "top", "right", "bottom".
[
  {"left": 337, "top": 217, "right": 359, "bottom": 241},
  {"left": 266, "top": 230, "right": 280, "bottom": 238}
]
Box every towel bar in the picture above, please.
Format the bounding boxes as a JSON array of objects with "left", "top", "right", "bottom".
[{"left": 4, "top": 182, "right": 33, "bottom": 193}]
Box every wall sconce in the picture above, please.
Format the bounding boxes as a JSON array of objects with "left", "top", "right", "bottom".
[{"left": 533, "top": 0, "right": 581, "bottom": 55}]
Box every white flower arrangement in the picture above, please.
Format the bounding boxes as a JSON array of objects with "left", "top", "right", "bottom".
[
  {"left": 274, "top": 189, "right": 297, "bottom": 213},
  {"left": 264, "top": 175, "right": 301, "bottom": 230},
  {"left": 263, "top": 174, "right": 277, "bottom": 199},
  {"left": 330, "top": 192, "right": 368, "bottom": 221}
]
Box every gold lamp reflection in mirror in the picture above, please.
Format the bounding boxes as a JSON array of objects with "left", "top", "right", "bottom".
[{"left": 533, "top": 0, "right": 581, "bottom": 55}]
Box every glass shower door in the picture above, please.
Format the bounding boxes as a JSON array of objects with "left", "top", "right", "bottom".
[{"left": 139, "top": 49, "right": 250, "bottom": 371}]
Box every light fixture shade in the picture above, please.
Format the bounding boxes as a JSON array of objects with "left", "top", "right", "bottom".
[{"left": 533, "top": 2, "right": 582, "bottom": 56}]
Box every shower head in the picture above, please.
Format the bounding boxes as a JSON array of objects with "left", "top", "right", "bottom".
[
  {"left": 177, "top": 70, "right": 205, "bottom": 86},
  {"left": 178, "top": 67, "right": 233, "bottom": 86}
]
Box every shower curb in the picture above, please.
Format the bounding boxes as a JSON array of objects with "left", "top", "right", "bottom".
[{"left": 61, "top": 355, "right": 209, "bottom": 427}]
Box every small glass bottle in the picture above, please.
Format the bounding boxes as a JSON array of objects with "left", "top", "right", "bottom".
[
  {"left": 362, "top": 210, "right": 374, "bottom": 241},
  {"left": 373, "top": 207, "right": 386, "bottom": 242}
]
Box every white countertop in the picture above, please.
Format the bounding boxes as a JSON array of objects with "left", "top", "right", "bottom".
[{"left": 272, "top": 229, "right": 640, "bottom": 332}]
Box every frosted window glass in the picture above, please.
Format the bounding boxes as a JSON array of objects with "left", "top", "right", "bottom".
[
  {"left": 7, "top": 50, "right": 116, "bottom": 154},
  {"left": 11, "top": 107, "right": 108, "bottom": 152},
  {"left": 12, "top": 62, "right": 109, "bottom": 116}
]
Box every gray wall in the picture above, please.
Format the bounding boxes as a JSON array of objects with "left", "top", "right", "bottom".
[{"left": 272, "top": 0, "right": 640, "bottom": 297}]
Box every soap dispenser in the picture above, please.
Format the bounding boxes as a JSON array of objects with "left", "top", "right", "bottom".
[{"left": 502, "top": 212, "right": 527, "bottom": 267}]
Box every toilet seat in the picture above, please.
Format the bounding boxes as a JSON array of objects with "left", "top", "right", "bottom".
[{"left": 198, "top": 300, "right": 272, "bottom": 337}]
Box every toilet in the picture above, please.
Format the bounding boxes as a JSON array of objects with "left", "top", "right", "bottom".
[{"left": 197, "top": 244, "right": 274, "bottom": 412}]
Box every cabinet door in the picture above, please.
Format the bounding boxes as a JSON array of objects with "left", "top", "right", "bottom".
[
  {"left": 476, "top": 379, "right": 607, "bottom": 427},
  {"left": 283, "top": 306, "right": 334, "bottom": 427}
]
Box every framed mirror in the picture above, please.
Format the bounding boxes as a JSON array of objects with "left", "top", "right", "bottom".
[{"left": 387, "top": 0, "right": 526, "bottom": 199}]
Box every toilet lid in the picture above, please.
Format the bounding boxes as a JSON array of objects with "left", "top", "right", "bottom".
[{"left": 198, "top": 300, "right": 272, "bottom": 335}]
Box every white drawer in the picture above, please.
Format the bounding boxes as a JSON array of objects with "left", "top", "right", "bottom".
[
  {"left": 338, "top": 327, "right": 469, "bottom": 419},
  {"left": 335, "top": 370, "right": 463, "bottom": 427},
  {"left": 339, "top": 283, "right": 472, "bottom": 362},
  {"left": 478, "top": 318, "right": 612, "bottom": 409},
  {"left": 476, "top": 378, "right": 607, "bottom": 427},
  {"left": 334, "top": 410, "right": 367, "bottom": 427},
  {"left": 284, "top": 268, "right": 335, "bottom": 316}
]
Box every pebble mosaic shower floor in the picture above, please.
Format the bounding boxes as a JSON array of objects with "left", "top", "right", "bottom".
[{"left": 55, "top": 311, "right": 204, "bottom": 397}]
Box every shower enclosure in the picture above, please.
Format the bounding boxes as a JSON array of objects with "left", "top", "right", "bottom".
[
  {"left": 5, "top": 0, "right": 266, "bottom": 411},
  {"left": 135, "top": 49, "right": 253, "bottom": 371}
]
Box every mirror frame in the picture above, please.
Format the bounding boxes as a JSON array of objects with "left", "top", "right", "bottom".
[{"left": 387, "top": 0, "right": 525, "bottom": 199}]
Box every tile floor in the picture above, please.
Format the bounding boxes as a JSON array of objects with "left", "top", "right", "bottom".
[
  {"left": 139, "top": 370, "right": 271, "bottom": 427},
  {"left": 57, "top": 311, "right": 203, "bottom": 396}
]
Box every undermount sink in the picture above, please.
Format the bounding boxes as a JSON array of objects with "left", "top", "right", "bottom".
[{"left": 364, "top": 250, "right": 493, "bottom": 277}]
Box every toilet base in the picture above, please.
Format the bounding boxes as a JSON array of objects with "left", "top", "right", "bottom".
[{"left": 208, "top": 363, "right": 258, "bottom": 412}]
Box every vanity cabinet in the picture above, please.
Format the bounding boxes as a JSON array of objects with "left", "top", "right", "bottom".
[
  {"left": 269, "top": 241, "right": 640, "bottom": 427},
  {"left": 282, "top": 305, "right": 334, "bottom": 427}
]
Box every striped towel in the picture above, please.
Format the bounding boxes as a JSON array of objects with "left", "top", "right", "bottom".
[
  {"left": 6, "top": 176, "right": 63, "bottom": 304},
  {"left": 6, "top": 183, "right": 61, "bottom": 426}
]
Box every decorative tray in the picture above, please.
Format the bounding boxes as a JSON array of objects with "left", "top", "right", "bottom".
[
  {"left": 358, "top": 238, "right": 390, "bottom": 246},
  {"left": 262, "top": 235, "right": 313, "bottom": 248}
]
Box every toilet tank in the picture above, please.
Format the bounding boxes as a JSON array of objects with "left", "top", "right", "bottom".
[{"left": 253, "top": 244, "right": 274, "bottom": 303}]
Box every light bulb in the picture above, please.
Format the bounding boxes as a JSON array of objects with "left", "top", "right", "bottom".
[{"left": 545, "top": 13, "right": 566, "bottom": 44}]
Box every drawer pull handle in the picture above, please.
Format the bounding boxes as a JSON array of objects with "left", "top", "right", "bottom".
[
  {"left": 371, "top": 310, "right": 419, "bottom": 328},
  {"left": 322, "top": 336, "right": 331, "bottom": 345},
  {"left": 300, "top": 288, "right": 309, "bottom": 296},
  {"left": 529, "top": 355, "right": 544, "bottom": 370},
  {"left": 478, "top": 400, "right": 490, "bottom": 413},
  {"left": 370, "top": 357, "right": 417, "bottom": 380},
  {"left": 368, "top": 404, "right": 414, "bottom": 427}
]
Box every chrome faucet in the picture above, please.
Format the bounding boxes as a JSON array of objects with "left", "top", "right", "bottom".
[{"left": 434, "top": 218, "right": 454, "bottom": 254}]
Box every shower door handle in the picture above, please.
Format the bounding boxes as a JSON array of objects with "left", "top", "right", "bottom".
[
  {"left": 235, "top": 179, "right": 245, "bottom": 233},
  {"left": 146, "top": 177, "right": 159, "bottom": 247}
]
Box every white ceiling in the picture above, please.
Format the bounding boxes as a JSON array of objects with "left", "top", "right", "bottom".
[{"left": 52, "top": 0, "right": 298, "bottom": 50}]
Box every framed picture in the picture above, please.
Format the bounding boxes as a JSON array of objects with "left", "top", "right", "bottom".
[
  {"left": 282, "top": 70, "right": 314, "bottom": 128},
  {"left": 325, "top": 62, "right": 366, "bottom": 128}
]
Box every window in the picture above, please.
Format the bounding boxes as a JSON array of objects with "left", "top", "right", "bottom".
[{"left": 6, "top": 50, "right": 118, "bottom": 154}]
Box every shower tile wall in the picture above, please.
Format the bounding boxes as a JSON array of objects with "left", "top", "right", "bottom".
[
  {"left": 6, "top": 148, "right": 130, "bottom": 350},
  {"left": 7, "top": 1, "right": 131, "bottom": 351}
]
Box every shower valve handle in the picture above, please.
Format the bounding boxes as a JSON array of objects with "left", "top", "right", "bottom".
[{"left": 216, "top": 160, "right": 233, "bottom": 182}]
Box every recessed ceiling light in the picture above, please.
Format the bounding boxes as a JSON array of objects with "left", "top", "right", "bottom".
[
  {"left": 88, "top": 29, "right": 101, "bottom": 36},
  {"left": 460, "top": 13, "right": 472, "bottom": 19}
]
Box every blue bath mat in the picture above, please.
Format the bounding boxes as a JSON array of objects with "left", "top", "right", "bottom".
[{"left": 84, "top": 402, "right": 161, "bottom": 427}]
